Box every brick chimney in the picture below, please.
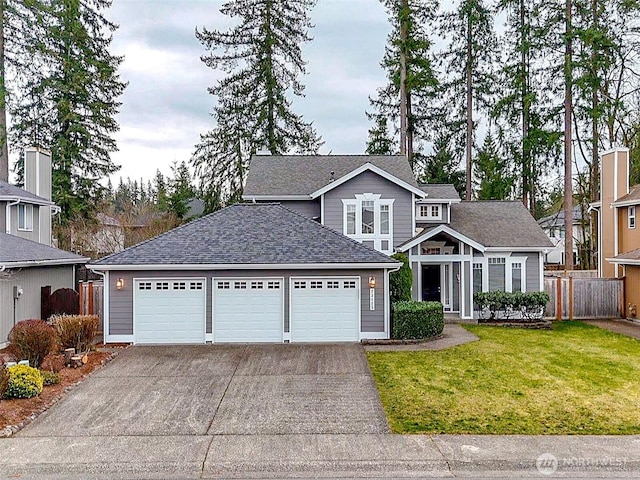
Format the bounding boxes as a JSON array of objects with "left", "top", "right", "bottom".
[
  {"left": 599, "top": 147, "right": 629, "bottom": 278},
  {"left": 24, "top": 147, "right": 53, "bottom": 245}
]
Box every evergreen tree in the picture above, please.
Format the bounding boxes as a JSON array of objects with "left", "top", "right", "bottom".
[
  {"left": 367, "top": 0, "right": 440, "bottom": 168},
  {"left": 192, "top": 0, "right": 322, "bottom": 207},
  {"left": 439, "top": 0, "right": 497, "bottom": 200},
  {"left": 418, "top": 132, "right": 465, "bottom": 197},
  {"left": 153, "top": 169, "right": 168, "bottom": 211},
  {"left": 474, "top": 133, "right": 513, "bottom": 200},
  {"left": 10, "top": 0, "right": 125, "bottom": 225},
  {"left": 168, "top": 161, "right": 195, "bottom": 220},
  {"left": 365, "top": 116, "right": 394, "bottom": 155}
]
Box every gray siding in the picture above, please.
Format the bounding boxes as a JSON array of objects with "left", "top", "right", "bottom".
[
  {"left": 525, "top": 252, "right": 541, "bottom": 292},
  {"left": 277, "top": 200, "right": 320, "bottom": 219},
  {"left": 452, "top": 262, "right": 460, "bottom": 311},
  {"left": 0, "top": 266, "right": 75, "bottom": 345},
  {"left": 463, "top": 261, "right": 471, "bottom": 316},
  {"left": 107, "top": 268, "right": 388, "bottom": 339},
  {"left": 8, "top": 204, "right": 41, "bottom": 243},
  {"left": 323, "top": 170, "right": 414, "bottom": 247},
  {"left": 0, "top": 202, "right": 5, "bottom": 234}
]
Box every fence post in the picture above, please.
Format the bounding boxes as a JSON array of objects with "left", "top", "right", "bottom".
[
  {"left": 78, "top": 282, "right": 84, "bottom": 315},
  {"left": 568, "top": 276, "right": 574, "bottom": 321},
  {"left": 41, "top": 286, "right": 51, "bottom": 320},
  {"left": 88, "top": 281, "right": 94, "bottom": 315},
  {"left": 556, "top": 276, "right": 562, "bottom": 321}
]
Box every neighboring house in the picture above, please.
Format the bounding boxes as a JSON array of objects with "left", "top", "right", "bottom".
[
  {"left": 592, "top": 148, "right": 640, "bottom": 319},
  {"left": 90, "top": 154, "right": 551, "bottom": 345},
  {"left": 0, "top": 148, "right": 89, "bottom": 346},
  {"left": 538, "top": 206, "right": 590, "bottom": 266}
]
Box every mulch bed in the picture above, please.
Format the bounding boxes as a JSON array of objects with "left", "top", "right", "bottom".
[
  {"left": 478, "top": 320, "right": 553, "bottom": 329},
  {"left": 0, "top": 348, "right": 121, "bottom": 436}
]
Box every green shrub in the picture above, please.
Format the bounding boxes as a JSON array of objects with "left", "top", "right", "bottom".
[
  {"left": 8, "top": 320, "right": 57, "bottom": 368},
  {"left": 474, "top": 291, "right": 550, "bottom": 321},
  {"left": 390, "top": 253, "right": 412, "bottom": 304},
  {"left": 0, "top": 366, "right": 9, "bottom": 399},
  {"left": 50, "top": 314, "right": 99, "bottom": 353},
  {"left": 393, "top": 301, "right": 444, "bottom": 340},
  {"left": 3, "top": 365, "right": 43, "bottom": 399},
  {"left": 40, "top": 370, "right": 61, "bottom": 386}
]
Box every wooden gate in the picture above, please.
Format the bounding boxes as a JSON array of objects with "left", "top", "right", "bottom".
[{"left": 544, "top": 277, "right": 624, "bottom": 319}]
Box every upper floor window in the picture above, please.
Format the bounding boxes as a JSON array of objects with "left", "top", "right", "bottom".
[
  {"left": 346, "top": 204, "right": 356, "bottom": 235},
  {"left": 362, "top": 201, "right": 374, "bottom": 234},
  {"left": 417, "top": 203, "right": 441, "bottom": 220},
  {"left": 342, "top": 195, "right": 394, "bottom": 254},
  {"left": 18, "top": 204, "right": 33, "bottom": 231},
  {"left": 629, "top": 206, "right": 636, "bottom": 229}
]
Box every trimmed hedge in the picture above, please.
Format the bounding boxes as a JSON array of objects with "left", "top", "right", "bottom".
[
  {"left": 3, "top": 365, "right": 43, "bottom": 399},
  {"left": 474, "top": 291, "right": 550, "bottom": 321},
  {"left": 393, "top": 301, "right": 444, "bottom": 340},
  {"left": 8, "top": 320, "right": 57, "bottom": 368},
  {"left": 390, "top": 253, "right": 412, "bottom": 304},
  {"left": 50, "top": 314, "right": 99, "bottom": 353}
]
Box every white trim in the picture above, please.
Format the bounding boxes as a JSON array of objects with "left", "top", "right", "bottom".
[
  {"left": 342, "top": 195, "right": 394, "bottom": 254},
  {"left": 320, "top": 194, "right": 325, "bottom": 224},
  {"left": 242, "top": 194, "right": 311, "bottom": 201},
  {"left": 310, "top": 162, "right": 427, "bottom": 198},
  {"left": 611, "top": 199, "right": 640, "bottom": 208},
  {"left": 17, "top": 204, "right": 33, "bottom": 231},
  {"left": 103, "top": 270, "right": 110, "bottom": 341},
  {"left": 607, "top": 257, "right": 640, "bottom": 265},
  {"left": 89, "top": 262, "right": 402, "bottom": 271},
  {"left": 415, "top": 198, "right": 462, "bottom": 204},
  {"left": 409, "top": 254, "right": 472, "bottom": 263},
  {"left": 539, "top": 253, "right": 544, "bottom": 291},
  {"left": 484, "top": 246, "right": 549, "bottom": 252},
  {"left": 0, "top": 195, "right": 54, "bottom": 206},
  {"left": 411, "top": 193, "right": 416, "bottom": 231},
  {"left": 397, "top": 224, "right": 486, "bottom": 253},
  {"left": 614, "top": 205, "right": 619, "bottom": 278},
  {"left": 629, "top": 206, "right": 636, "bottom": 229},
  {"left": 600, "top": 146, "right": 630, "bottom": 157},
  {"left": 416, "top": 204, "right": 443, "bottom": 221},
  {"left": 360, "top": 332, "right": 388, "bottom": 340},
  {"left": 1, "top": 258, "right": 89, "bottom": 268},
  {"left": 104, "top": 334, "right": 134, "bottom": 343}
]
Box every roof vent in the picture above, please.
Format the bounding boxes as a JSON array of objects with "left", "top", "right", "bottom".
[{"left": 329, "top": 171, "right": 335, "bottom": 182}]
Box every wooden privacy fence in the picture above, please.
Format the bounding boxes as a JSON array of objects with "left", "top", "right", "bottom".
[
  {"left": 79, "top": 281, "right": 104, "bottom": 330},
  {"left": 544, "top": 277, "right": 624, "bottom": 319}
]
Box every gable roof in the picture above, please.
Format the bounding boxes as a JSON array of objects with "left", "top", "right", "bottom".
[
  {"left": 90, "top": 203, "right": 399, "bottom": 269},
  {"left": 0, "top": 233, "right": 88, "bottom": 267},
  {"left": 417, "top": 184, "right": 461, "bottom": 201},
  {"left": 243, "top": 155, "right": 419, "bottom": 198},
  {"left": 0, "top": 180, "right": 53, "bottom": 205},
  {"left": 612, "top": 184, "right": 640, "bottom": 206},
  {"left": 537, "top": 205, "right": 587, "bottom": 228},
  {"left": 398, "top": 201, "right": 553, "bottom": 251}
]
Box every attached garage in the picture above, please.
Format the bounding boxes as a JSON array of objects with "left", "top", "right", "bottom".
[
  {"left": 290, "top": 277, "right": 360, "bottom": 342},
  {"left": 134, "top": 278, "right": 206, "bottom": 344},
  {"left": 213, "top": 278, "right": 284, "bottom": 342},
  {"left": 91, "top": 204, "right": 401, "bottom": 344}
]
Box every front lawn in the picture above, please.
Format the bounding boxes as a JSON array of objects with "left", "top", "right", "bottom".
[{"left": 367, "top": 322, "right": 640, "bottom": 434}]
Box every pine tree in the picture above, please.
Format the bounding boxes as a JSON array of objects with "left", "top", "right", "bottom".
[
  {"left": 168, "top": 160, "right": 195, "bottom": 220},
  {"left": 418, "top": 132, "right": 465, "bottom": 197},
  {"left": 367, "top": 0, "right": 440, "bottom": 168},
  {"left": 365, "top": 116, "right": 394, "bottom": 155},
  {"left": 474, "top": 133, "right": 513, "bottom": 200},
  {"left": 192, "top": 0, "right": 322, "bottom": 207},
  {"left": 440, "top": 0, "right": 497, "bottom": 200}
]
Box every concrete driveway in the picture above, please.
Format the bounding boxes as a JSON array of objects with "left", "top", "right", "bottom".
[{"left": 18, "top": 343, "right": 389, "bottom": 437}]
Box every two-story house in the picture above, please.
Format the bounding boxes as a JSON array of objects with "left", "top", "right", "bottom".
[
  {"left": 91, "top": 154, "right": 551, "bottom": 345},
  {"left": 1, "top": 148, "right": 88, "bottom": 346},
  {"left": 592, "top": 147, "right": 640, "bottom": 320},
  {"left": 538, "top": 206, "right": 590, "bottom": 266}
]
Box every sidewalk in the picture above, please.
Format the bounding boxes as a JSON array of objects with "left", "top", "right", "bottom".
[{"left": 1, "top": 433, "right": 639, "bottom": 479}]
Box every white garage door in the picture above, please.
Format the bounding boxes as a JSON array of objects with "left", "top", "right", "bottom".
[
  {"left": 134, "top": 279, "right": 206, "bottom": 344},
  {"left": 290, "top": 277, "right": 360, "bottom": 342},
  {"left": 213, "top": 278, "right": 283, "bottom": 342}
]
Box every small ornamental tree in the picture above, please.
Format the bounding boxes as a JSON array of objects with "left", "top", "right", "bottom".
[{"left": 390, "top": 253, "right": 412, "bottom": 303}]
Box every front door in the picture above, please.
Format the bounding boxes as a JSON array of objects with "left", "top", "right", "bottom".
[{"left": 422, "top": 265, "right": 441, "bottom": 302}]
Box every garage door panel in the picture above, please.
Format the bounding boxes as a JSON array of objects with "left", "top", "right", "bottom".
[
  {"left": 213, "top": 278, "right": 283, "bottom": 343},
  {"left": 134, "top": 279, "right": 206, "bottom": 345},
  {"left": 290, "top": 277, "right": 360, "bottom": 343}
]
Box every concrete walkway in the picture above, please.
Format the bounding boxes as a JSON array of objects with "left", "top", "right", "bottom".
[
  {"left": 364, "top": 324, "right": 479, "bottom": 351},
  {"left": 583, "top": 319, "right": 640, "bottom": 340}
]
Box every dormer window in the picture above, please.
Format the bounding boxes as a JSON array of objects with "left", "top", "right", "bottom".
[
  {"left": 18, "top": 204, "right": 33, "bottom": 231},
  {"left": 418, "top": 204, "right": 442, "bottom": 220}
]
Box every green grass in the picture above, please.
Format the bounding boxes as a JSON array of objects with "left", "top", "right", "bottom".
[{"left": 367, "top": 322, "right": 640, "bottom": 434}]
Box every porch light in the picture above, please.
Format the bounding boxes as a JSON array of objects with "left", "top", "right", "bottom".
[
  {"left": 116, "top": 278, "right": 124, "bottom": 290},
  {"left": 368, "top": 276, "right": 376, "bottom": 288}
]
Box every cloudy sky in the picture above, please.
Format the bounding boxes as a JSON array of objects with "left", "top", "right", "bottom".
[{"left": 108, "top": 0, "right": 391, "bottom": 182}]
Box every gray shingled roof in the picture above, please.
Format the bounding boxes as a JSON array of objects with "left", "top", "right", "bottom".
[
  {"left": 610, "top": 248, "right": 640, "bottom": 262},
  {"left": 449, "top": 202, "right": 553, "bottom": 248},
  {"left": 612, "top": 184, "right": 640, "bottom": 205},
  {"left": 0, "top": 233, "right": 88, "bottom": 265},
  {"left": 537, "top": 206, "right": 586, "bottom": 228},
  {"left": 91, "top": 203, "right": 398, "bottom": 267},
  {"left": 0, "top": 180, "right": 52, "bottom": 205},
  {"left": 418, "top": 184, "right": 460, "bottom": 200},
  {"left": 243, "top": 155, "right": 417, "bottom": 197},
  {"left": 399, "top": 201, "right": 553, "bottom": 249}
]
